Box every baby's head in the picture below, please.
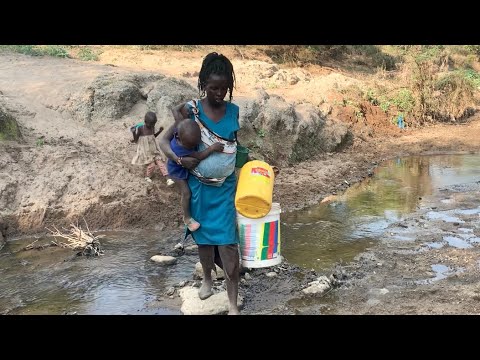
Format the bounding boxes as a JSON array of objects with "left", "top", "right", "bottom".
[
  {"left": 144, "top": 111, "right": 157, "bottom": 128},
  {"left": 177, "top": 119, "right": 201, "bottom": 150}
]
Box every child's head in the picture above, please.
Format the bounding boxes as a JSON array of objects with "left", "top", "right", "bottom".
[
  {"left": 177, "top": 119, "right": 201, "bottom": 150},
  {"left": 198, "top": 52, "right": 236, "bottom": 103},
  {"left": 144, "top": 111, "right": 157, "bottom": 128}
]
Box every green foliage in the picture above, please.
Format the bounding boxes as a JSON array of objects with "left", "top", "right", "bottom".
[
  {"left": 266, "top": 81, "right": 279, "bottom": 89},
  {"left": 379, "top": 100, "right": 391, "bottom": 113},
  {"left": 0, "top": 45, "right": 42, "bottom": 56},
  {"left": 433, "top": 70, "right": 476, "bottom": 121},
  {"left": 0, "top": 109, "right": 21, "bottom": 141},
  {"left": 136, "top": 45, "right": 163, "bottom": 51},
  {"left": 42, "top": 45, "right": 69, "bottom": 58},
  {"left": 460, "top": 68, "right": 480, "bottom": 87},
  {"left": 354, "top": 109, "right": 365, "bottom": 119},
  {"left": 35, "top": 137, "right": 45, "bottom": 146},
  {"left": 392, "top": 89, "right": 415, "bottom": 113},
  {"left": 364, "top": 89, "right": 379, "bottom": 105},
  {"left": 0, "top": 45, "right": 70, "bottom": 58},
  {"left": 414, "top": 45, "right": 445, "bottom": 63},
  {"left": 136, "top": 45, "right": 199, "bottom": 51},
  {"left": 436, "top": 70, "right": 478, "bottom": 91},
  {"left": 78, "top": 47, "right": 98, "bottom": 61},
  {"left": 464, "top": 45, "right": 480, "bottom": 56}
]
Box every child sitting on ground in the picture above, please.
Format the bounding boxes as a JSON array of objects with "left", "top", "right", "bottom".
[
  {"left": 167, "top": 118, "right": 224, "bottom": 231},
  {"left": 131, "top": 111, "right": 174, "bottom": 185}
]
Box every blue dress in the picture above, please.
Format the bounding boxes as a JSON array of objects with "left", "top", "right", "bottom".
[{"left": 186, "top": 100, "right": 240, "bottom": 245}]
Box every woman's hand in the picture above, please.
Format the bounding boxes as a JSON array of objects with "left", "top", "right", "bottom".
[{"left": 181, "top": 156, "right": 200, "bottom": 170}]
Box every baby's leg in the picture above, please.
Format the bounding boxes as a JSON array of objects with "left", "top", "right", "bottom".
[
  {"left": 177, "top": 179, "right": 191, "bottom": 219},
  {"left": 177, "top": 180, "right": 200, "bottom": 231}
]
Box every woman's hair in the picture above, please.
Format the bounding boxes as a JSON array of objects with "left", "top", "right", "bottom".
[{"left": 198, "top": 52, "right": 236, "bottom": 101}]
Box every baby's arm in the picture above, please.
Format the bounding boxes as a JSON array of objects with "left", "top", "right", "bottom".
[{"left": 190, "top": 142, "right": 224, "bottom": 160}]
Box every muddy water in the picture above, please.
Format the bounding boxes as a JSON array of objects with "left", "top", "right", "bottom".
[
  {"left": 0, "top": 230, "right": 189, "bottom": 315},
  {"left": 281, "top": 154, "right": 480, "bottom": 271},
  {"left": 2, "top": 154, "right": 480, "bottom": 315}
]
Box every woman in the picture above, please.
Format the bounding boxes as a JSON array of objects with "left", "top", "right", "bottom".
[{"left": 160, "top": 52, "right": 243, "bottom": 315}]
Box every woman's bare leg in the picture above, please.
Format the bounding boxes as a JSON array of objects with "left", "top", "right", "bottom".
[
  {"left": 197, "top": 245, "right": 214, "bottom": 300},
  {"left": 218, "top": 244, "right": 240, "bottom": 315}
]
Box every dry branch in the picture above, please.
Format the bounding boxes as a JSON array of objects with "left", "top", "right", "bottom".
[{"left": 45, "top": 220, "right": 104, "bottom": 256}]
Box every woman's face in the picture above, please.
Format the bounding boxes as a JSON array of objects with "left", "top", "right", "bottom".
[{"left": 205, "top": 74, "right": 228, "bottom": 106}]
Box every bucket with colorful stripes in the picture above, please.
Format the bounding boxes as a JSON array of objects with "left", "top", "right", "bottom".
[{"left": 237, "top": 203, "right": 281, "bottom": 268}]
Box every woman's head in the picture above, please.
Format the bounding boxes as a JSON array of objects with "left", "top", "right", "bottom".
[
  {"left": 198, "top": 52, "right": 236, "bottom": 103},
  {"left": 177, "top": 119, "right": 201, "bottom": 150},
  {"left": 144, "top": 111, "right": 157, "bottom": 128}
]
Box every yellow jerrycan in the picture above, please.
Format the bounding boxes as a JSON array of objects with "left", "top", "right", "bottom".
[{"left": 235, "top": 160, "right": 275, "bottom": 218}]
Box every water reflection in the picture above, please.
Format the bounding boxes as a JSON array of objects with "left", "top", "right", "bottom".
[
  {"left": 281, "top": 154, "right": 480, "bottom": 271},
  {"left": 0, "top": 231, "right": 187, "bottom": 315}
]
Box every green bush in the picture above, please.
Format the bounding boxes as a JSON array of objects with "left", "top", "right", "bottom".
[
  {"left": 78, "top": 47, "right": 98, "bottom": 61},
  {"left": 392, "top": 89, "right": 415, "bottom": 113},
  {"left": 0, "top": 109, "right": 21, "bottom": 141},
  {"left": 464, "top": 45, "right": 480, "bottom": 56},
  {"left": 0, "top": 45, "right": 42, "bottom": 56},
  {"left": 42, "top": 45, "right": 70, "bottom": 58},
  {"left": 0, "top": 45, "right": 70, "bottom": 58}
]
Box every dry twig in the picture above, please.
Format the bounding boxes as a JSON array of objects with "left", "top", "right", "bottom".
[{"left": 45, "top": 221, "right": 104, "bottom": 256}]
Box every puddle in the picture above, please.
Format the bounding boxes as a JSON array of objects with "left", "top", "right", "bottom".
[
  {"left": 426, "top": 242, "right": 444, "bottom": 249},
  {"left": 425, "top": 211, "right": 464, "bottom": 223},
  {"left": 455, "top": 207, "right": 480, "bottom": 215},
  {"left": 415, "top": 264, "right": 465, "bottom": 285},
  {"left": 443, "top": 235, "right": 473, "bottom": 249}
]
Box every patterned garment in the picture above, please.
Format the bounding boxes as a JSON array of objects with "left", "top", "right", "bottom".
[
  {"left": 131, "top": 135, "right": 161, "bottom": 166},
  {"left": 188, "top": 99, "right": 238, "bottom": 186}
]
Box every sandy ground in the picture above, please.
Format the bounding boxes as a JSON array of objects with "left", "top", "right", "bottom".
[{"left": 1, "top": 47, "right": 480, "bottom": 314}]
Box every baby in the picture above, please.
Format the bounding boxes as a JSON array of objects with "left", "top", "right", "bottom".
[{"left": 167, "top": 119, "right": 224, "bottom": 231}]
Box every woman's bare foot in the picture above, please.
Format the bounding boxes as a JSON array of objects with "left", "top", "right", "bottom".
[
  {"left": 198, "top": 281, "right": 213, "bottom": 300},
  {"left": 228, "top": 307, "right": 240, "bottom": 315}
]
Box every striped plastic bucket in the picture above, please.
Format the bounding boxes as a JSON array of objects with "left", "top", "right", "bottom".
[{"left": 237, "top": 203, "right": 281, "bottom": 268}]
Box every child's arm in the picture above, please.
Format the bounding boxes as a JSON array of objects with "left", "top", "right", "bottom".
[
  {"left": 190, "top": 142, "right": 224, "bottom": 160},
  {"left": 132, "top": 126, "right": 142, "bottom": 143},
  {"left": 154, "top": 126, "right": 164, "bottom": 138}
]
